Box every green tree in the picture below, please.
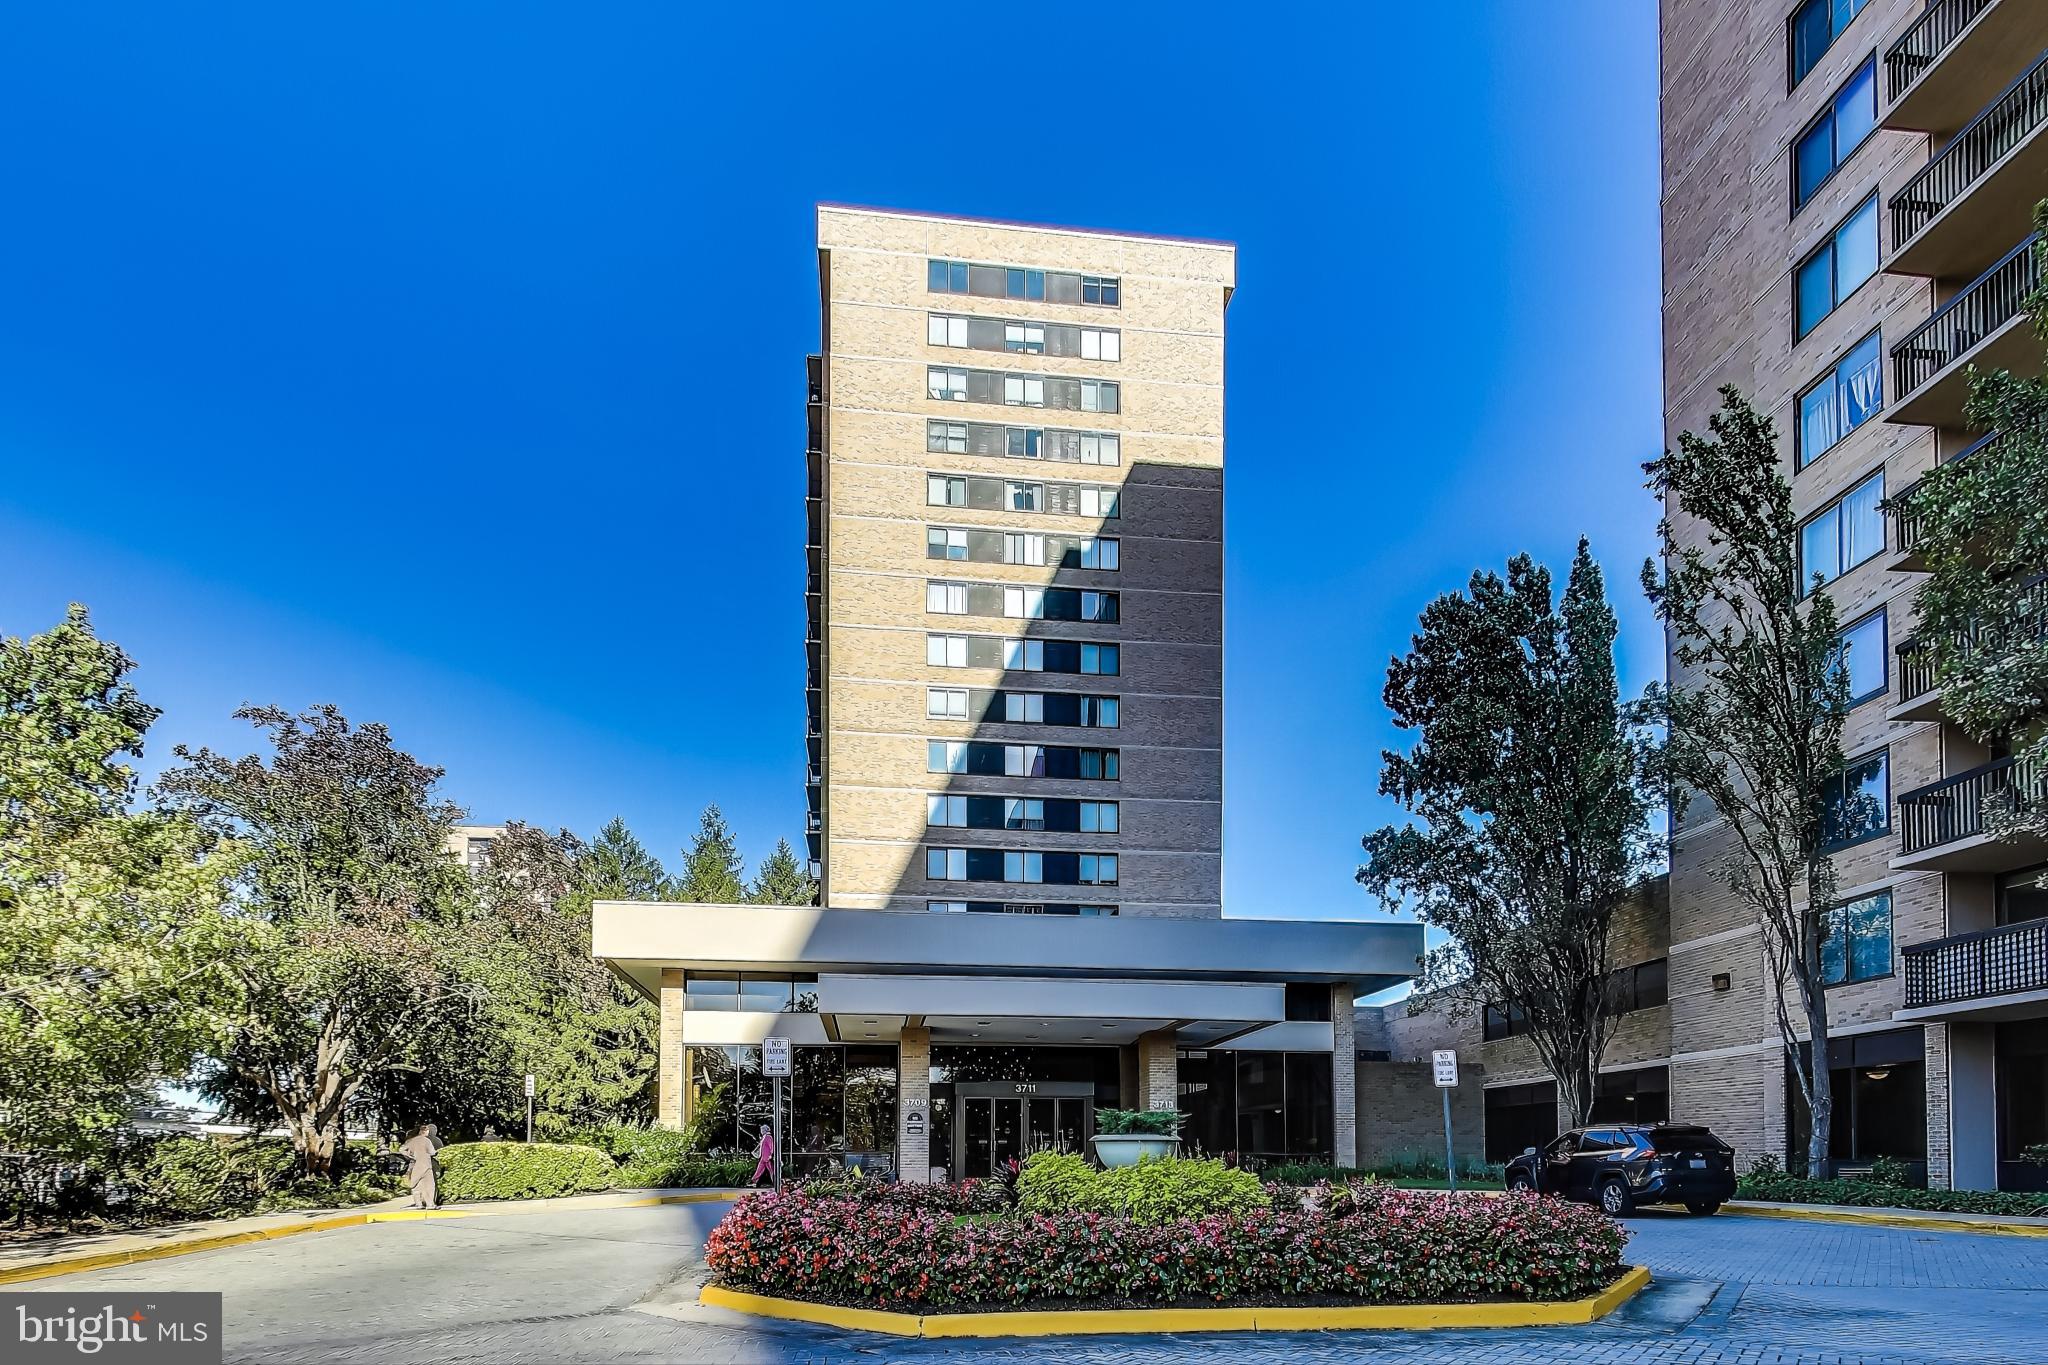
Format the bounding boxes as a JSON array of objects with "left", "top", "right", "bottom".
[
  {"left": 674, "top": 804, "right": 746, "bottom": 904},
  {"left": 1642, "top": 388, "right": 1859, "bottom": 1178},
  {"left": 157, "top": 705, "right": 481, "bottom": 1176},
  {"left": 1895, "top": 224, "right": 2048, "bottom": 842},
  {"left": 748, "top": 838, "right": 817, "bottom": 906},
  {"left": 582, "top": 816, "right": 673, "bottom": 901},
  {"left": 1359, "top": 543, "right": 1655, "bottom": 1125},
  {"left": 0, "top": 606, "right": 245, "bottom": 1157}
]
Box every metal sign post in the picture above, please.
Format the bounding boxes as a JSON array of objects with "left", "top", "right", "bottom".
[
  {"left": 762, "top": 1038, "right": 791, "bottom": 1192},
  {"left": 1431, "top": 1050, "right": 1459, "bottom": 1194},
  {"left": 524, "top": 1073, "right": 536, "bottom": 1144}
]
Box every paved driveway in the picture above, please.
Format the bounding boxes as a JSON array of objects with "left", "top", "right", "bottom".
[{"left": 23, "top": 1202, "right": 2048, "bottom": 1364}]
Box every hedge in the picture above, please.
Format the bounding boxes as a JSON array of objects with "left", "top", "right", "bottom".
[
  {"left": 564, "top": 1125, "right": 753, "bottom": 1188},
  {"left": 794, "top": 1171, "right": 1009, "bottom": 1214},
  {"left": 708, "top": 1184, "right": 1627, "bottom": 1310},
  {"left": 1736, "top": 1167, "right": 2048, "bottom": 1218},
  {"left": 436, "top": 1142, "right": 615, "bottom": 1201},
  {"left": 1018, "top": 1152, "right": 1268, "bottom": 1224}
]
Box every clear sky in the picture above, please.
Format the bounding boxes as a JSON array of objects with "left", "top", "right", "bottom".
[{"left": 0, "top": 3, "right": 1664, "bottom": 922}]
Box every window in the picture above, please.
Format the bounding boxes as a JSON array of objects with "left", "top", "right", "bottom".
[
  {"left": 928, "top": 899, "right": 968, "bottom": 913},
  {"left": 927, "top": 634, "right": 968, "bottom": 668},
  {"left": 1081, "top": 643, "right": 1119, "bottom": 675},
  {"left": 1079, "top": 853, "right": 1118, "bottom": 885},
  {"left": 1003, "top": 639, "right": 1044, "bottom": 671},
  {"left": 1003, "top": 586, "right": 1045, "bottom": 619},
  {"left": 1602, "top": 959, "right": 1669, "bottom": 1016},
  {"left": 1003, "top": 532, "right": 1045, "bottom": 566},
  {"left": 1794, "top": 57, "right": 1877, "bottom": 209},
  {"left": 927, "top": 686, "right": 968, "bottom": 719},
  {"left": 927, "top": 794, "right": 967, "bottom": 827},
  {"left": 1002, "top": 850, "right": 1043, "bottom": 883},
  {"left": 1081, "top": 591, "right": 1116, "bottom": 622},
  {"left": 1079, "top": 486, "right": 1120, "bottom": 518},
  {"left": 928, "top": 367, "right": 969, "bottom": 401},
  {"left": 1006, "top": 267, "right": 1045, "bottom": 301},
  {"left": 1820, "top": 889, "right": 1893, "bottom": 984},
  {"left": 1078, "top": 433, "right": 1120, "bottom": 465},
  {"left": 1003, "top": 798, "right": 1044, "bottom": 831},
  {"left": 1789, "top": 0, "right": 1869, "bottom": 88},
  {"left": 1081, "top": 275, "right": 1120, "bottom": 306},
  {"left": 1796, "top": 195, "right": 1879, "bottom": 339},
  {"left": 927, "top": 314, "right": 969, "bottom": 348},
  {"left": 1003, "top": 692, "right": 1043, "bottom": 722},
  {"left": 465, "top": 836, "right": 493, "bottom": 871},
  {"left": 1080, "top": 800, "right": 1119, "bottom": 833},
  {"left": 927, "top": 527, "right": 968, "bottom": 560},
  {"left": 1996, "top": 865, "right": 2048, "bottom": 926},
  {"left": 1482, "top": 1002, "right": 1529, "bottom": 1041},
  {"left": 1797, "top": 331, "right": 1883, "bottom": 466},
  {"left": 1008, "top": 427, "right": 1041, "bottom": 458},
  {"left": 1007, "top": 481, "right": 1042, "bottom": 511},
  {"left": 927, "top": 740, "right": 968, "bottom": 774},
  {"left": 926, "top": 581, "right": 967, "bottom": 614},
  {"left": 1004, "top": 375, "right": 1045, "bottom": 407},
  {"left": 1005, "top": 744, "right": 1046, "bottom": 776},
  {"left": 1078, "top": 748, "right": 1119, "bottom": 780},
  {"left": 1079, "top": 380, "right": 1119, "bottom": 413},
  {"left": 928, "top": 420, "right": 968, "bottom": 452},
  {"left": 1079, "top": 537, "right": 1119, "bottom": 570},
  {"left": 1081, "top": 695, "right": 1118, "bottom": 727},
  {"left": 928, "top": 847, "right": 967, "bottom": 881},
  {"left": 927, "top": 474, "right": 966, "bottom": 507},
  {"left": 1822, "top": 748, "right": 1890, "bottom": 849},
  {"left": 1004, "top": 322, "right": 1046, "bottom": 354},
  {"left": 1800, "top": 470, "right": 1885, "bottom": 590},
  {"left": 1834, "top": 608, "right": 1888, "bottom": 706},
  {"left": 1080, "top": 328, "right": 1121, "bottom": 361},
  {"left": 927, "top": 259, "right": 970, "bottom": 293}
]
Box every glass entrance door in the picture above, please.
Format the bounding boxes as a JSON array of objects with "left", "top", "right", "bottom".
[{"left": 951, "top": 1084, "right": 1095, "bottom": 1178}]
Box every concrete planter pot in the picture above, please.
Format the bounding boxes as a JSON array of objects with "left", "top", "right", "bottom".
[{"left": 1089, "top": 1133, "right": 1181, "bottom": 1168}]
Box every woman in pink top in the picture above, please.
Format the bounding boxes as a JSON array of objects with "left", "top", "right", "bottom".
[{"left": 749, "top": 1125, "right": 776, "bottom": 1187}]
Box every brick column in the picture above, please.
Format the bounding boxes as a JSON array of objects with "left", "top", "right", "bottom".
[
  {"left": 898, "top": 1027, "right": 932, "bottom": 1183},
  {"left": 1331, "top": 984, "right": 1357, "bottom": 1168},
  {"left": 1923, "top": 1022, "right": 1952, "bottom": 1190},
  {"left": 656, "top": 969, "right": 685, "bottom": 1131},
  {"left": 1135, "top": 1028, "right": 1179, "bottom": 1111}
]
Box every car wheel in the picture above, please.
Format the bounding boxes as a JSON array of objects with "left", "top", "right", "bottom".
[
  {"left": 1598, "top": 1179, "right": 1633, "bottom": 1217},
  {"left": 1686, "top": 1201, "right": 1721, "bottom": 1216},
  {"left": 1507, "top": 1173, "right": 1535, "bottom": 1193}
]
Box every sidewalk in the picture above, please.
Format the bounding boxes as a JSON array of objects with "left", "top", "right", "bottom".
[
  {"left": 1722, "top": 1197, "right": 2048, "bottom": 1237},
  {"left": 0, "top": 1187, "right": 745, "bottom": 1285}
]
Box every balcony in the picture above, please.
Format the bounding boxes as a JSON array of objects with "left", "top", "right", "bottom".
[
  {"left": 1899, "top": 917, "right": 2048, "bottom": 1020},
  {"left": 1885, "top": 0, "right": 2048, "bottom": 135},
  {"left": 1894, "top": 754, "right": 2048, "bottom": 871},
  {"left": 1887, "top": 51, "right": 2048, "bottom": 280},
  {"left": 1887, "top": 428, "right": 2004, "bottom": 568},
  {"left": 1888, "top": 233, "right": 2042, "bottom": 429},
  {"left": 1888, "top": 576, "right": 2048, "bottom": 722}
]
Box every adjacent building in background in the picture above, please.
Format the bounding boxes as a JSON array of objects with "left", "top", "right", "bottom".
[
  {"left": 594, "top": 206, "right": 1421, "bottom": 1183},
  {"left": 1657, "top": 0, "right": 2048, "bottom": 1190}
]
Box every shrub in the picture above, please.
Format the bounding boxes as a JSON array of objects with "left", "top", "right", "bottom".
[
  {"left": 1737, "top": 1156, "right": 2048, "bottom": 1217},
  {"left": 795, "top": 1170, "right": 1009, "bottom": 1214},
  {"left": 707, "top": 1185, "right": 1628, "bottom": 1310},
  {"left": 1018, "top": 1152, "right": 1269, "bottom": 1224},
  {"left": 1262, "top": 1158, "right": 1504, "bottom": 1188},
  {"left": 1092, "top": 1108, "right": 1184, "bottom": 1136},
  {"left": 562, "top": 1125, "right": 751, "bottom": 1188},
  {"left": 436, "top": 1142, "right": 615, "bottom": 1202}
]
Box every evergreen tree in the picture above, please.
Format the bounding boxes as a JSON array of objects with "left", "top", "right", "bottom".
[
  {"left": 748, "top": 838, "right": 818, "bottom": 906},
  {"left": 582, "top": 816, "right": 673, "bottom": 901},
  {"left": 674, "top": 804, "right": 746, "bottom": 904}
]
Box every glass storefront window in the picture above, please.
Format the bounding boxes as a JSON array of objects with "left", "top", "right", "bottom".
[
  {"left": 1235, "top": 1053, "right": 1287, "bottom": 1160},
  {"left": 1284, "top": 1054, "right": 1333, "bottom": 1159},
  {"left": 683, "top": 972, "right": 738, "bottom": 1011}
]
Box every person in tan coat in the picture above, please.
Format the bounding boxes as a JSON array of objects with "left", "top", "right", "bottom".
[{"left": 399, "top": 1123, "right": 443, "bottom": 1209}]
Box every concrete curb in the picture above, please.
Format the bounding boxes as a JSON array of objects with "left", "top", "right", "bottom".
[
  {"left": 695, "top": 1265, "right": 1652, "bottom": 1338},
  {"left": 0, "top": 1189, "right": 743, "bottom": 1286},
  {"left": 1721, "top": 1200, "right": 2048, "bottom": 1239}
]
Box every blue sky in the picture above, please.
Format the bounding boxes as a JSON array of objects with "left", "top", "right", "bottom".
[{"left": 0, "top": 4, "right": 1663, "bottom": 921}]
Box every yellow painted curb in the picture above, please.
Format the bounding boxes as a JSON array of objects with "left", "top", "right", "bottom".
[
  {"left": 696, "top": 1264, "right": 1651, "bottom": 1337},
  {"left": 0, "top": 1189, "right": 744, "bottom": 1285},
  {"left": 1726, "top": 1203, "right": 2048, "bottom": 1239}
]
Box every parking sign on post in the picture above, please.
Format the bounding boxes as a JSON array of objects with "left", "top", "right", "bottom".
[
  {"left": 1432, "top": 1050, "right": 1458, "bottom": 1088},
  {"left": 1432, "top": 1051, "right": 1459, "bottom": 1192}
]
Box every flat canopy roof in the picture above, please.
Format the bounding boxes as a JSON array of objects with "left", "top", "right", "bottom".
[{"left": 592, "top": 902, "right": 1421, "bottom": 1002}]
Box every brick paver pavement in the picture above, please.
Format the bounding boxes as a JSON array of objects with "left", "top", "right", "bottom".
[{"left": 15, "top": 1201, "right": 2047, "bottom": 1363}]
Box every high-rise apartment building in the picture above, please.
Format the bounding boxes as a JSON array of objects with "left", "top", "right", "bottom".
[
  {"left": 595, "top": 207, "right": 1419, "bottom": 1183},
  {"left": 1656, "top": 0, "right": 2048, "bottom": 1191}
]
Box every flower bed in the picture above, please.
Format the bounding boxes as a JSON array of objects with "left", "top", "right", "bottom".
[{"left": 706, "top": 1183, "right": 1628, "bottom": 1312}]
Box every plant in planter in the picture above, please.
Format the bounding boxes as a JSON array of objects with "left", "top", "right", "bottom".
[{"left": 1088, "top": 1108, "right": 1184, "bottom": 1167}]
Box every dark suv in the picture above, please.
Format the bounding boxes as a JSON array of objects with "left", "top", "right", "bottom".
[{"left": 1505, "top": 1123, "right": 1737, "bottom": 1216}]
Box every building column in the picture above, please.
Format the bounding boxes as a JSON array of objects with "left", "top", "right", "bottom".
[
  {"left": 898, "top": 1026, "right": 932, "bottom": 1183},
  {"left": 1137, "top": 1029, "right": 1178, "bottom": 1110},
  {"left": 1947, "top": 1022, "right": 1998, "bottom": 1191},
  {"left": 1331, "top": 984, "right": 1357, "bottom": 1168},
  {"left": 656, "top": 969, "right": 685, "bottom": 1131}
]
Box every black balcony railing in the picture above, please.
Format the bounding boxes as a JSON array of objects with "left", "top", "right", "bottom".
[
  {"left": 1898, "top": 754, "right": 2047, "bottom": 855},
  {"left": 1891, "top": 233, "right": 2041, "bottom": 400},
  {"left": 1886, "top": 0, "right": 1998, "bottom": 103},
  {"left": 1890, "top": 427, "right": 2004, "bottom": 554},
  {"left": 1904, "top": 916, "right": 2048, "bottom": 1007},
  {"left": 1893, "top": 575, "right": 2048, "bottom": 704},
  {"left": 1891, "top": 51, "right": 2048, "bottom": 245}
]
